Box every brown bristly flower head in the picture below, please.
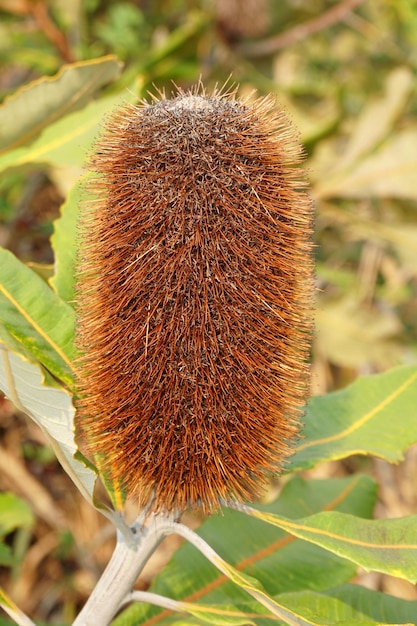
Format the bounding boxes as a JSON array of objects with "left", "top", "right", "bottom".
[{"left": 75, "top": 84, "right": 314, "bottom": 515}]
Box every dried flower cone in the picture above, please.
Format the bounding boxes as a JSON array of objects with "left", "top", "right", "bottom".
[{"left": 75, "top": 87, "right": 313, "bottom": 514}]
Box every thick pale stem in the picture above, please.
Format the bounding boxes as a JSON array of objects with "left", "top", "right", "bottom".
[{"left": 73, "top": 513, "right": 174, "bottom": 626}]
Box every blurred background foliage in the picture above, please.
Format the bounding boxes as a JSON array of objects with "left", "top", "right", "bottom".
[{"left": 0, "top": 0, "right": 417, "bottom": 622}]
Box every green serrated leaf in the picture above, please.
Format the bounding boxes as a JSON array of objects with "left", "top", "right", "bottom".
[
  {"left": 324, "top": 584, "right": 417, "bottom": 625},
  {"left": 275, "top": 587, "right": 413, "bottom": 626},
  {"left": 0, "top": 343, "right": 130, "bottom": 536},
  {"left": 239, "top": 506, "right": 417, "bottom": 584},
  {"left": 50, "top": 178, "right": 83, "bottom": 303},
  {"left": 291, "top": 364, "right": 417, "bottom": 472},
  {"left": 0, "top": 92, "right": 134, "bottom": 173},
  {"left": 0, "top": 344, "right": 94, "bottom": 503},
  {"left": 0, "top": 248, "right": 75, "bottom": 387},
  {"left": 0, "top": 55, "right": 123, "bottom": 153}
]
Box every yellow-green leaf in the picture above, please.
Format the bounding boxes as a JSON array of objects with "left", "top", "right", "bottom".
[
  {"left": 237, "top": 505, "right": 417, "bottom": 584},
  {"left": 291, "top": 364, "right": 417, "bottom": 471},
  {"left": 0, "top": 248, "right": 75, "bottom": 387},
  {"left": 50, "top": 177, "right": 83, "bottom": 303},
  {"left": 0, "top": 344, "right": 91, "bottom": 503},
  {"left": 0, "top": 55, "right": 122, "bottom": 153},
  {"left": 0, "top": 92, "right": 133, "bottom": 173},
  {"left": 273, "top": 586, "right": 416, "bottom": 626},
  {"left": 331, "top": 67, "right": 413, "bottom": 172},
  {"left": 315, "top": 295, "right": 401, "bottom": 369},
  {"left": 0, "top": 344, "right": 131, "bottom": 536}
]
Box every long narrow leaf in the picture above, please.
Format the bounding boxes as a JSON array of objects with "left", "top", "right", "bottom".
[
  {"left": 0, "top": 248, "right": 75, "bottom": 387},
  {"left": 0, "top": 56, "right": 122, "bottom": 153},
  {"left": 172, "top": 522, "right": 323, "bottom": 626},
  {"left": 0, "top": 93, "right": 134, "bottom": 173},
  {"left": 0, "top": 344, "right": 92, "bottom": 503},
  {"left": 50, "top": 178, "right": 83, "bottom": 304},
  {"left": 125, "top": 589, "right": 397, "bottom": 626},
  {"left": 0, "top": 344, "right": 130, "bottom": 536},
  {"left": 232, "top": 504, "right": 417, "bottom": 583},
  {"left": 291, "top": 364, "right": 417, "bottom": 471}
]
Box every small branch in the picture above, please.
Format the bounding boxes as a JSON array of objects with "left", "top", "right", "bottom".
[
  {"left": 73, "top": 513, "right": 174, "bottom": 626},
  {"left": 73, "top": 513, "right": 304, "bottom": 625},
  {"left": 122, "top": 590, "right": 184, "bottom": 613},
  {"left": 29, "top": 1, "right": 74, "bottom": 63},
  {"left": 237, "top": 0, "right": 366, "bottom": 58}
]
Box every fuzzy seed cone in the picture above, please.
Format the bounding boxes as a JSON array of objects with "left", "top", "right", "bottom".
[{"left": 75, "top": 87, "right": 314, "bottom": 514}]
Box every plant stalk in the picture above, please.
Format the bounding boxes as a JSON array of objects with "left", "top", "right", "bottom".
[{"left": 73, "top": 513, "right": 173, "bottom": 626}]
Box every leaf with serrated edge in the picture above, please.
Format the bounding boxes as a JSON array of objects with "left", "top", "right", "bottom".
[
  {"left": 50, "top": 177, "right": 83, "bottom": 303},
  {"left": 0, "top": 56, "right": 122, "bottom": 153},
  {"left": 0, "top": 248, "right": 75, "bottom": 387},
  {"left": 290, "top": 364, "right": 417, "bottom": 471},
  {"left": 0, "top": 343, "right": 126, "bottom": 532},
  {"left": 0, "top": 92, "right": 135, "bottom": 173},
  {"left": 231, "top": 504, "right": 417, "bottom": 584},
  {"left": 0, "top": 344, "right": 92, "bottom": 500}
]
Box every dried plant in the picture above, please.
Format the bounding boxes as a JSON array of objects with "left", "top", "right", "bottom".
[{"left": 75, "top": 85, "right": 314, "bottom": 515}]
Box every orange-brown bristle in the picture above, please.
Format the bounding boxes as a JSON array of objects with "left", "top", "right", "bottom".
[{"left": 75, "top": 87, "right": 314, "bottom": 514}]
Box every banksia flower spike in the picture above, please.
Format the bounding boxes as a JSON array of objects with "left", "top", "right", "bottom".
[{"left": 75, "top": 85, "right": 314, "bottom": 514}]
